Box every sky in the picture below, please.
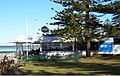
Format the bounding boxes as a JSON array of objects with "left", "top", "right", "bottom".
[
  {"left": 0, "top": 0, "right": 63, "bottom": 44},
  {"left": 0, "top": 0, "right": 114, "bottom": 45}
]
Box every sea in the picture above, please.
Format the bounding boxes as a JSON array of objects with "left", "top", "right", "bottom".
[{"left": 0, "top": 46, "right": 16, "bottom": 58}]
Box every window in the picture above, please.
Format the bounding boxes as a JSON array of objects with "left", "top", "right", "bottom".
[{"left": 114, "top": 38, "right": 120, "bottom": 44}]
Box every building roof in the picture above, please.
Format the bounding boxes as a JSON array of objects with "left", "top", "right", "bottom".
[
  {"left": 12, "top": 35, "right": 34, "bottom": 43},
  {"left": 33, "top": 36, "right": 75, "bottom": 44}
]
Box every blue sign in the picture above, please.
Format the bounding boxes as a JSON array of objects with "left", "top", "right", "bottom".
[{"left": 99, "top": 42, "right": 113, "bottom": 52}]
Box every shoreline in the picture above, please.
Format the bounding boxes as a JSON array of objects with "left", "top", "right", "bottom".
[
  {"left": 0, "top": 51, "right": 16, "bottom": 58},
  {"left": 0, "top": 51, "right": 16, "bottom": 53}
]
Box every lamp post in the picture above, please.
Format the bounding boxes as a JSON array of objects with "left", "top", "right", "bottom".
[{"left": 41, "top": 26, "right": 49, "bottom": 51}]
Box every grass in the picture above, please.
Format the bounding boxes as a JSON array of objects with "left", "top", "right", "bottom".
[
  {"left": 2, "top": 55, "right": 120, "bottom": 75},
  {"left": 0, "top": 51, "right": 16, "bottom": 53}
]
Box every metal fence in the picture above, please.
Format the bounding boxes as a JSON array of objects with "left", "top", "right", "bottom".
[{"left": 25, "top": 51, "right": 81, "bottom": 61}]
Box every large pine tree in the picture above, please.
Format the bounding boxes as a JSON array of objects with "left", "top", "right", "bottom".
[
  {"left": 93, "top": 0, "right": 120, "bottom": 35},
  {"left": 49, "top": 0, "right": 114, "bottom": 57},
  {"left": 112, "top": 1, "right": 120, "bottom": 27}
]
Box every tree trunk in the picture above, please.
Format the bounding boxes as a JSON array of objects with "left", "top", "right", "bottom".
[
  {"left": 86, "top": 36, "right": 91, "bottom": 57},
  {"left": 85, "top": 0, "right": 91, "bottom": 57}
]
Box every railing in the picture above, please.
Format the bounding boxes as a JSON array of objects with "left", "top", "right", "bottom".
[{"left": 25, "top": 51, "right": 81, "bottom": 61}]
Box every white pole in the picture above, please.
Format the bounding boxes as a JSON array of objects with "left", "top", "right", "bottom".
[{"left": 26, "top": 16, "right": 28, "bottom": 59}]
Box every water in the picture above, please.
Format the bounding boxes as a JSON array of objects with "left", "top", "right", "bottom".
[
  {"left": 0, "top": 46, "right": 16, "bottom": 58},
  {"left": 0, "top": 46, "right": 16, "bottom": 51}
]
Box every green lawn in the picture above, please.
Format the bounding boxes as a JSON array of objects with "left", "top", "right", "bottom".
[{"left": 2, "top": 56, "right": 120, "bottom": 75}]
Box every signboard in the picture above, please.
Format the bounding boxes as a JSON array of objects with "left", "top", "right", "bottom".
[{"left": 99, "top": 42, "right": 113, "bottom": 52}]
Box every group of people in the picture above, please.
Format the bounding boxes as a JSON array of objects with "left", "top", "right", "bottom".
[
  {"left": 0, "top": 55, "right": 16, "bottom": 73},
  {"left": 28, "top": 48, "right": 40, "bottom": 55}
]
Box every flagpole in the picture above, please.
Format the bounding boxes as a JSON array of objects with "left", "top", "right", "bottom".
[{"left": 26, "top": 16, "right": 28, "bottom": 60}]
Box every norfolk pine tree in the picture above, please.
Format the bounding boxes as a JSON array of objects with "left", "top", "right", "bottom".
[
  {"left": 49, "top": 0, "right": 114, "bottom": 57},
  {"left": 93, "top": 0, "right": 120, "bottom": 35}
]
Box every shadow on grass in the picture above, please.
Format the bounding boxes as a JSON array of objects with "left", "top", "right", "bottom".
[
  {"left": 31, "top": 59, "right": 120, "bottom": 75},
  {"left": 96, "top": 55, "right": 120, "bottom": 61},
  {"left": 2, "top": 57, "right": 120, "bottom": 75}
]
